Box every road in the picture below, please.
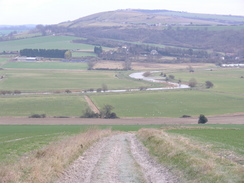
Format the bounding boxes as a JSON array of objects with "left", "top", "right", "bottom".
[{"left": 56, "top": 133, "right": 178, "bottom": 183}]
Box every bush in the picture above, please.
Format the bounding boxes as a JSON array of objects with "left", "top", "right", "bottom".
[
  {"left": 29, "top": 114, "right": 46, "bottom": 118},
  {"left": 169, "top": 75, "right": 175, "bottom": 80},
  {"left": 189, "top": 78, "right": 197, "bottom": 87},
  {"left": 143, "top": 72, "right": 151, "bottom": 77},
  {"left": 80, "top": 108, "right": 99, "bottom": 118},
  {"left": 139, "top": 86, "right": 147, "bottom": 91},
  {"left": 65, "top": 89, "right": 72, "bottom": 93},
  {"left": 181, "top": 115, "right": 191, "bottom": 118},
  {"left": 205, "top": 81, "right": 214, "bottom": 88},
  {"left": 198, "top": 114, "right": 208, "bottom": 124}
]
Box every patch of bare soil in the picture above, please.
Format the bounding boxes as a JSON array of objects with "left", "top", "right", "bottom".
[
  {"left": 0, "top": 113, "right": 243, "bottom": 125},
  {"left": 56, "top": 133, "right": 178, "bottom": 183}
]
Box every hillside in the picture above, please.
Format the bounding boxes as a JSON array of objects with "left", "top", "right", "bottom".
[{"left": 59, "top": 9, "right": 237, "bottom": 28}]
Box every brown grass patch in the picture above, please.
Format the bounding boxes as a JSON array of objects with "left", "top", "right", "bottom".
[
  {"left": 0, "top": 129, "right": 112, "bottom": 183},
  {"left": 93, "top": 61, "right": 124, "bottom": 69}
]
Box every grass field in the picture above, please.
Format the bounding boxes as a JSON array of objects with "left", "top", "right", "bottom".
[
  {"left": 91, "top": 90, "right": 244, "bottom": 117},
  {"left": 72, "top": 51, "right": 97, "bottom": 57},
  {"left": 0, "top": 36, "right": 96, "bottom": 52},
  {"left": 0, "top": 95, "right": 88, "bottom": 117},
  {"left": 0, "top": 70, "right": 149, "bottom": 92},
  {"left": 167, "top": 68, "right": 244, "bottom": 94},
  {"left": 168, "top": 127, "right": 244, "bottom": 155},
  {"left": 2, "top": 61, "right": 88, "bottom": 70},
  {"left": 0, "top": 125, "right": 163, "bottom": 163}
]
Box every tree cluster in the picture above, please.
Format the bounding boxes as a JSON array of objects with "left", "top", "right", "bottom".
[
  {"left": 20, "top": 49, "right": 68, "bottom": 58},
  {"left": 81, "top": 104, "right": 118, "bottom": 119}
]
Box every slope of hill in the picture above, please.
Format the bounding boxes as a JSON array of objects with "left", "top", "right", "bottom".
[{"left": 59, "top": 9, "right": 233, "bottom": 29}]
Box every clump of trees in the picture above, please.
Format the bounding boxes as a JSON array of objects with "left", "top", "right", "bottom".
[
  {"left": 81, "top": 104, "right": 118, "bottom": 119},
  {"left": 20, "top": 49, "right": 68, "bottom": 58},
  {"left": 198, "top": 114, "right": 208, "bottom": 124},
  {"left": 94, "top": 46, "right": 103, "bottom": 55}
]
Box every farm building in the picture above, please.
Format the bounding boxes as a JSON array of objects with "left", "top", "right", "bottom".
[{"left": 15, "top": 57, "right": 37, "bottom": 61}]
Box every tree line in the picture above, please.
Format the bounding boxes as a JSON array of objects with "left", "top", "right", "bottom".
[{"left": 20, "top": 49, "right": 68, "bottom": 58}]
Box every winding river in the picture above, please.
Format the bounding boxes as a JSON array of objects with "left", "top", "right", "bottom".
[{"left": 17, "top": 71, "right": 189, "bottom": 95}]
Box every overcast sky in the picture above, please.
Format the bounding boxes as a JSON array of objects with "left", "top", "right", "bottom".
[{"left": 0, "top": 0, "right": 243, "bottom": 25}]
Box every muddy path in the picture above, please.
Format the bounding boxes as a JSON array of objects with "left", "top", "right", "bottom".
[{"left": 56, "top": 133, "right": 178, "bottom": 183}]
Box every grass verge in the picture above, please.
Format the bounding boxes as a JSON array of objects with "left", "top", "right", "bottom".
[
  {"left": 137, "top": 128, "right": 244, "bottom": 182},
  {"left": 0, "top": 128, "right": 112, "bottom": 183}
]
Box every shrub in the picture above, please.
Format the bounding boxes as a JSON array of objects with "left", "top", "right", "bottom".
[
  {"left": 198, "top": 114, "right": 208, "bottom": 124},
  {"left": 80, "top": 108, "right": 99, "bottom": 118},
  {"left": 143, "top": 72, "right": 151, "bottom": 77},
  {"left": 189, "top": 78, "right": 197, "bottom": 87},
  {"left": 169, "top": 75, "right": 175, "bottom": 80},
  {"left": 29, "top": 114, "right": 46, "bottom": 118},
  {"left": 205, "top": 81, "right": 214, "bottom": 88},
  {"left": 65, "top": 89, "right": 72, "bottom": 93},
  {"left": 139, "top": 86, "right": 147, "bottom": 91}
]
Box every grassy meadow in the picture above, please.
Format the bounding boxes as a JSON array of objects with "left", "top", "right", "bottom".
[
  {"left": 0, "top": 36, "right": 95, "bottom": 52},
  {"left": 0, "top": 95, "right": 88, "bottom": 117},
  {"left": 1, "top": 125, "right": 243, "bottom": 182},
  {"left": 168, "top": 127, "right": 244, "bottom": 155},
  {"left": 0, "top": 125, "right": 164, "bottom": 162},
  {"left": 2, "top": 61, "right": 88, "bottom": 70},
  {"left": 0, "top": 70, "right": 149, "bottom": 92},
  {"left": 168, "top": 68, "right": 244, "bottom": 94},
  {"left": 91, "top": 90, "right": 244, "bottom": 117}
]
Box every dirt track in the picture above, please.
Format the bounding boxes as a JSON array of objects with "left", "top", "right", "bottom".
[
  {"left": 0, "top": 113, "right": 243, "bottom": 125},
  {"left": 56, "top": 133, "right": 178, "bottom": 183}
]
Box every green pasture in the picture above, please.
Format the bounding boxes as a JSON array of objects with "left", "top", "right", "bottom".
[
  {"left": 0, "top": 125, "right": 163, "bottom": 162},
  {"left": 168, "top": 128, "right": 244, "bottom": 155},
  {"left": 0, "top": 95, "right": 88, "bottom": 117},
  {"left": 0, "top": 70, "right": 148, "bottom": 92},
  {"left": 165, "top": 68, "right": 244, "bottom": 94},
  {"left": 2, "top": 61, "right": 88, "bottom": 70},
  {"left": 72, "top": 51, "right": 97, "bottom": 57},
  {"left": 0, "top": 36, "right": 96, "bottom": 52},
  {"left": 91, "top": 90, "right": 244, "bottom": 117}
]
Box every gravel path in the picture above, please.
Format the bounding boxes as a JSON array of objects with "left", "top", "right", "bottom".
[{"left": 56, "top": 133, "right": 178, "bottom": 183}]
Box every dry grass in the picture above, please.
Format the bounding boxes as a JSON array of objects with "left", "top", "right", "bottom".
[
  {"left": 93, "top": 61, "right": 124, "bottom": 69},
  {"left": 0, "top": 128, "right": 112, "bottom": 183},
  {"left": 137, "top": 128, "right": 244, "bottom": 183}
]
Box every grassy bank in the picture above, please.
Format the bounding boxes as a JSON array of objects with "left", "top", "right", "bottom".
[
  {"left": 137, "top": 128, "right": 244, "bottom": 182},
  {"left": 0, "top": 129, "right": 112, "bottom": 183}
]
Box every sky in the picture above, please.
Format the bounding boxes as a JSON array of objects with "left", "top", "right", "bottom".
[{"left": 0, "top": 0, "right": 244, "bottom": 25}]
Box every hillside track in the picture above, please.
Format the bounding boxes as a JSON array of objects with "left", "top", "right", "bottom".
[
  {"left": 56, "top": 133, "right": 178, "bottom": 183},
  {"left": 0, "top": 113, "right": 243, "bottom": 125}
]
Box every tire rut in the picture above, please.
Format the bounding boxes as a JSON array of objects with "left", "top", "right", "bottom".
[{"left": 56, "top": 133, "right": 178, "bottom": 183}]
